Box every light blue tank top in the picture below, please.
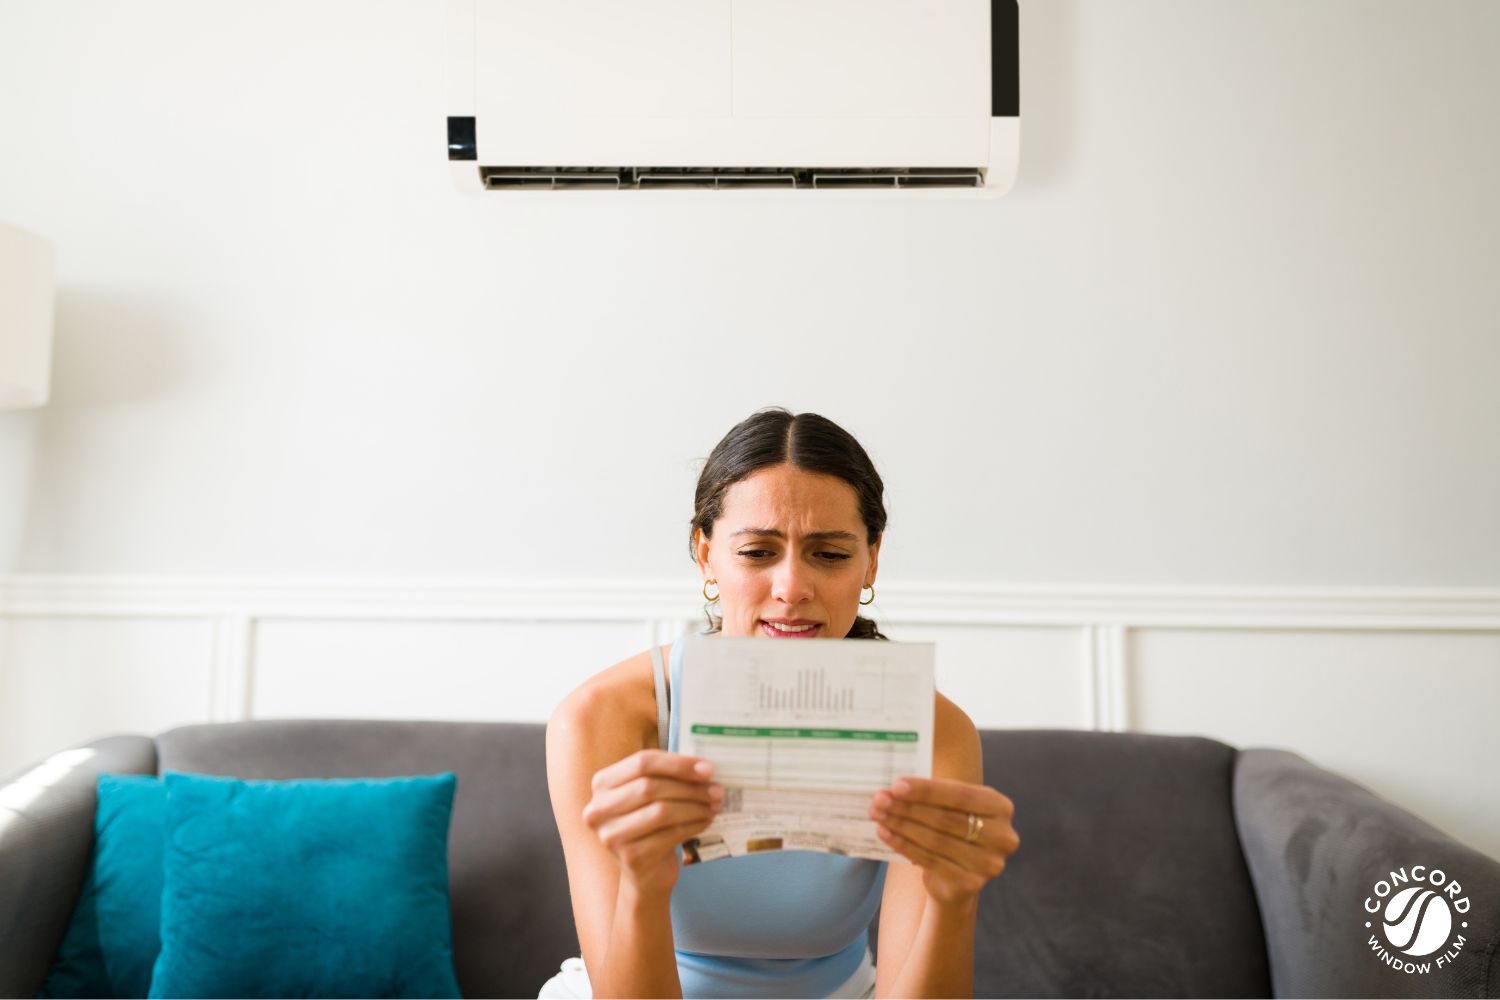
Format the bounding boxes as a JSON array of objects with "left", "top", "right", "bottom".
[{"left": 660, "top": 634, "right": 887, "bottom": 999}]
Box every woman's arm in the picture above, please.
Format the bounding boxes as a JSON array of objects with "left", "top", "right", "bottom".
[
  {"left": 545, "top": 669, "right": 721, "bottom": 999},
  {"left": 877, "top": 889, "right": 979, "bottom": 999},
  {"left": 872, "top": 696, "right": 1019, "bottom": 999}
]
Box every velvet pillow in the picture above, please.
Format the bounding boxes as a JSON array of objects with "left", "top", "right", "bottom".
[
  {"left": 146, "top": 771, "right": 461, "bottom": 999},
  {"left": 39, "top": 775, "right": 164, "bottom": 998}
]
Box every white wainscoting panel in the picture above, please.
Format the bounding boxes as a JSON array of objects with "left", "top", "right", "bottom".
[
  {"left": 0, "top": 616, "right": 217, "bottom": 774},
  {"left": 878, "top": 623, "right": 1093, "bottom": 730},
  {"left": 1128, "top": 627, "right": 1500, "bottom": 864},
  {"left": 252, "top": 619, "right": 646, "bottom": 722}
]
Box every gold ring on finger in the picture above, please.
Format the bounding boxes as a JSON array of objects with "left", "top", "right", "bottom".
[{"left": 965, "top": 812, "right": 984, "bottom": 843}]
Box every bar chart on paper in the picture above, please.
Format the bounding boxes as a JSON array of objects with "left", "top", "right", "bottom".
[
  {"left": 680, "top": 637, "right": 935, "bottom": 793},
  {"left": 758, "top": 668, "right": 855, "bottom": 713}
]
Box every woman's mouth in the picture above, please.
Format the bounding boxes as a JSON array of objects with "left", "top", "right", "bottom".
[{"left": 760, "top": 620, "right": 822, "bottom": 638}]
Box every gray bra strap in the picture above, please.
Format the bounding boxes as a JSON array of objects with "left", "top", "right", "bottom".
[{"left": 650, "top": 644, "right": 669, "bottom": 752}]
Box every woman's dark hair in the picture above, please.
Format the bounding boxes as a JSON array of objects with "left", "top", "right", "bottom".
[{"left": 690, "top": 407, "right": 887, "bottom": 639}]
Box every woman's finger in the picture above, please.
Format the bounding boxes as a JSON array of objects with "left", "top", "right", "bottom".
[
  {"left": 876, "top": 824, "right": 989, "bottom": 894},
  {"left": 877, "top": 811, "right": 997, "bottom": 876},
  {"left": 584, "top": 773, "right": 721, "bottom": 826},
  {"left": 888, "top": 777, "right": 1010, "bottom": 817},
  {"left": 620, "top": 816, "right": 721, "bottom": 866},
  {"left": 872, "top": 794, "right": 990, "bottom": 844},
  {"left": 591, "top": 749, "right": 713, "bottom": 795},
  {"left": 593, "top": 798, "right": 718, "bottom": 850}
]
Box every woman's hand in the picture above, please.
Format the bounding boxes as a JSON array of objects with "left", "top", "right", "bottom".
[
  {"left": 870, "top": 777, "right": 1019, "bottom": 907},
  {"left": 582, "top": 749, "right": 724, "bottom": 898}
]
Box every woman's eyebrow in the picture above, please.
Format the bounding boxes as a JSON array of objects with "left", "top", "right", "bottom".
[{"left": 731, "top": 528, "right": 859, "bottom": 542}]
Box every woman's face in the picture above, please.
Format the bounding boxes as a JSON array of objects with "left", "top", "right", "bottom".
[{"left": 695, "top": 463, "right": 879, "bottom": 640}]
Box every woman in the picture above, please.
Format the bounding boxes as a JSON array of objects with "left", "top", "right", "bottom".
[{"left": 544, "top": 408, "right": 1020, "bottom": 999}]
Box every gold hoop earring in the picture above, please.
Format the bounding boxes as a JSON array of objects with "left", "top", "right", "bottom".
[
  {"left": 703, "top": 579, "right": 719, "bottom": 602},
  {"left": 859, "top": 585, "right": 875, "bottom": 606}
]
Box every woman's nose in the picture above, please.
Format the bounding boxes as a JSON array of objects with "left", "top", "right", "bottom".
[{"left": 771, "top": 558, "right": 814, "bottom": 605}]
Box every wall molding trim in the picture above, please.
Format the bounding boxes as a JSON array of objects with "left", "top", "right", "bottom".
[{"left": 3, "top": 575, "right": 1499, "bottom": 630}]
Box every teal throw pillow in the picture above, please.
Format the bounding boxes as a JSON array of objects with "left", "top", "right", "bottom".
[
  {"left": 147, "top": 771, "right": 462, "bottom": 1000},
  {"left": 39, "top": 774, "right": 164, "bottom": 999}
]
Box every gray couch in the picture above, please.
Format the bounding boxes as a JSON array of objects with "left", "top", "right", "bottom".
[{"left": 2, "top": 721, "right": 1496, "bottom": 998}]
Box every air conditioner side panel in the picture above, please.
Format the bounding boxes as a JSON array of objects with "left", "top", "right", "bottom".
[{"left": 986, "top": 116, "right": 1019, "bottom": 196}]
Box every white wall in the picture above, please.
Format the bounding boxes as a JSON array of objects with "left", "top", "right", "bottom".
[
  {"left": 1, "top": 2, "right": 1498, "bottom": 857},
  {"left": 1, "top": 0, "right": 1496, "bottom": 583}
]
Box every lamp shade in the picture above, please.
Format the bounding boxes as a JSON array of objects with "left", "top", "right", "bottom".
[{"left": 0, "top": 222, "right": 55, "bottom": 409}]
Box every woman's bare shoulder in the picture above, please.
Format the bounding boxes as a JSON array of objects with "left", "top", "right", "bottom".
[
  {"left": 935, "top": 690, "right": 977, "bottom": 734},
  {"left": 933, "top": 690, "right": 983, "bottom": 782},
  {"left": 547, "top": 643, "right": 675, "bottom": 755}
]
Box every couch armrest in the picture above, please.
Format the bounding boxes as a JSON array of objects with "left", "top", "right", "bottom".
[
  {"left": 1234, "top": 748, "right": 1499, "bottom": 998},
  {"left": 0, "top": 735, "right": 157, "bottom": 997}
]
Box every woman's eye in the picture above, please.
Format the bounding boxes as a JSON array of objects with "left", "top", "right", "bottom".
[{"left": 737, "top": 550, "right": 850, "bottom": 561}]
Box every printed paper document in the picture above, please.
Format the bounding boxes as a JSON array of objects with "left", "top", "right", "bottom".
[{"left": 676, "top": 633, "right": 935, "bottom": 864}]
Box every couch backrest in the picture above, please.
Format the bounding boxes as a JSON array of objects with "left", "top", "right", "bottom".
[
  {"left": 963, "top": 729, "right": 1271, "bottom": 997},
  {"left": 157, "top": 721, "right": 1273, "bottom": 998}
]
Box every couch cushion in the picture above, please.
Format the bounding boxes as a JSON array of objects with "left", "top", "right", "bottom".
[
  {"left": 960, "top": 729, "right": 1272, "bottom": 998},
  {"left": 155, "top": 720, "right": 577, "bottom": 999},
  {"left": 149, "top": 771, "right": 460, "bottom": 999}
]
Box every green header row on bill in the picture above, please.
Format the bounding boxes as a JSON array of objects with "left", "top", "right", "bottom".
[{"left": 691, "top": 725, "right": 918, "bottom": 742}]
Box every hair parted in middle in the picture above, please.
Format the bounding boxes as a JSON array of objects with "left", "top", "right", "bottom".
[{"left": 689, "top": 406, "right": 887, "bottom": 640}]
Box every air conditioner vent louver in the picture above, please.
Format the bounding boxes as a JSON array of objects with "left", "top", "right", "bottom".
[
  {"left": 477, "top": 166, "right": 983, "bottom": 191},
  {"left": 482, "top": 167, "right": 623, "bottom": 189}
]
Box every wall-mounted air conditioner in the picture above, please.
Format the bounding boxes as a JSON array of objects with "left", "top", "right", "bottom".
[{"left": 447, "top": 0, "right": 1019, "bottom": 195}]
